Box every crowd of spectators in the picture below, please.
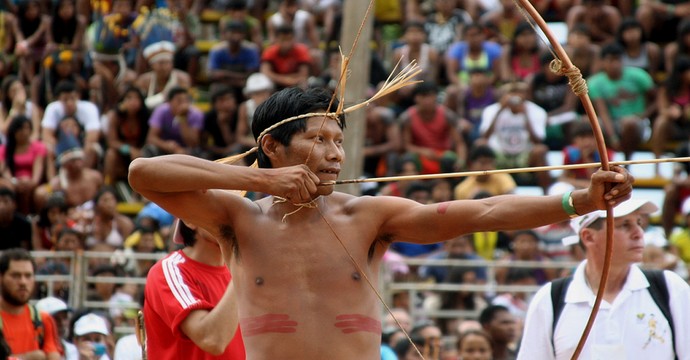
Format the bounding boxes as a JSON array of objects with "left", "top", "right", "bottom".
[{"left": 1, "top": 0, "right": 690, "bottom": 358}]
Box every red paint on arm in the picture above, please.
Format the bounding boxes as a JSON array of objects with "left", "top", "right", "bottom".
[
  {"left": 240, "top": 314, "right": 298, "bottom": 337},
  {"left": 437, "top": 202, "right": 451, "bottom": 214},
  {"left": 334, "top": 314, "right": 382, "bottom": 334}
]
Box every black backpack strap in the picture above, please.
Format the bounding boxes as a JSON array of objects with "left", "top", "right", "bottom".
[
  {"left": 550, "top": 275, "right": 573, "bottom": 354},
  {"left": 642, "top": 269, "right": 677, "bottom": 360},
  {"left": 29, "top": 305, "right": 44, "bottom": 349}
]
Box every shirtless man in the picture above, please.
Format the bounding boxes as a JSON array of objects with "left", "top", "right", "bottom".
[
  {"left": 135, "top": 41, "right": 192, "bottom": 110},
  {"left": 35, "top": 146, "right": 103, "bottom": 210},
  {"left": 128, "top": 87, "right": 634, "bottom": 359}
]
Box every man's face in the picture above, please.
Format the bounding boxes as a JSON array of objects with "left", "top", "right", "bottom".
[
  {"left": 573, "top": 134, "right": 596, "bottom": 154},
  {"left": 169, "top": 93, "right": 191, "bottom": 116},
  {"left": 276, "top": 116, "right": 344, "bottom": 197},
  {"left": 214, "top": 93, "right": 236, "bottom": 114},
  {"left": 0, "top": 260, "right": 35, "bottom": 306},
  {"left": 585, "top": 212, "right": 646, "bottom": 264},
  {"left": 53, "top": 311, "right": 71, "bottom": 338},
  {"left": 59, "top": 91, "right": 79, "bottom": 115},
  {"left": 151, "top": 59, "right": 173, "bottom": 76},
  {"left": 277, "top": 33, "right": 295, "bottom": 53},
  {"left": 603, "top": 55, "right": 623, "bottom": 79},
  {"left": 57, "top": 232, "right": 81, "bottom": 251},
  {"left": 487, "top": 310, "right": 517, "bottom": 343},
  {"left": 225, "top": 29, "right": 245, "bottom": 46}
]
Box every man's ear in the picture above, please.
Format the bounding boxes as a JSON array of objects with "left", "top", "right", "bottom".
[
  {"left": 260, "top": 134, "right": 280, "bottom": 160},
  {"left": 580, "top": 229, "right": 596, "bottom": 249}
]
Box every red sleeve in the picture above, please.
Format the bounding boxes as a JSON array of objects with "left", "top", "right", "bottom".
[
  {"left": 146, "top": 259, "right": 215, "bottom": 338},
  {"left": 261, "top": 45, "right": 278, "bottom": 62},
  {"left": 40, "top": 313, "right": 61, "bottom": 355},
  {"left": 31, "top": 141, "right": 47, "bottom": 157}
]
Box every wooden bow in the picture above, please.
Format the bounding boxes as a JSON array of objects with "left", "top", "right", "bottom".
[{"left": 512, "top": 1, "right": 613, "bottom": 358}]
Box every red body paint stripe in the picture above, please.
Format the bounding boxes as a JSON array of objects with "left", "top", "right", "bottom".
[
  {"left": 437, "top": 202, "right": 451, "bottom": 214},
  {"left": 240, "top": 314, "right": 298, "bottom": 337},
  {"left": 334, "top": 314, "right": 382, "bottom": 334}
]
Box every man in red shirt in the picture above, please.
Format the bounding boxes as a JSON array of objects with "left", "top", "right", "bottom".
[
  {"left": 260, "top": 25, "right": 312, "bottom": 89},
  {"left": 0, "top": 248, "right": 61, "bottom": 359},
  {"left": 144, "top": 220, "right": 244, "bottom": 359}
]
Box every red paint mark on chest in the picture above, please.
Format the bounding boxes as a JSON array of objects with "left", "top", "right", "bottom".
[
  {"left": 240, "top": 314, "right": 298, "bottom": 337},
  {"left": 437, "top": 202, "right": 451, "bottom": 214},
  {"left": 334, "top": 314, "right": 382, "bottom": 334}
]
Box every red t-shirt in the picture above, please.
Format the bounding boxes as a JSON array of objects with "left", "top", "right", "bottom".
[
  {"left": 144, "top": 250, "right": 245, "bottom": 359},
  {"left": 0, "top": 306, "right": 61, "bottom": 356},
  {"left": 261, "top": 43, "right": 312, "bottom": 75}
]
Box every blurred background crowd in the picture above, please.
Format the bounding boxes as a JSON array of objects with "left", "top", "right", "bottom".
[{"left": 1, "top": 0, "right": 690, "bottom": 358}]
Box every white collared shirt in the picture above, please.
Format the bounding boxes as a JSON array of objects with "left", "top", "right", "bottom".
[{"left": 517, "top": 261, "right": 690, "bottom": 360}]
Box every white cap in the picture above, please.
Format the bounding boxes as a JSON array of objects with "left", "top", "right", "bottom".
[
  {"left": 562, "top": 198, "right": 658, "bottom": 246},
  {"left": 74, "top": 313, "right": 110, "bottom": 336},
  {"left": 243, "top": 73, "right": 274, "bottom": 95},
  {"left": 35, "top": 297, "right": 70, "bottom": 315},
  {"left": 143, "top": 41, "right": 175, "bottom": 64},
  {"left": 682, "top": 197, "right": 690, "bottom": 216}
]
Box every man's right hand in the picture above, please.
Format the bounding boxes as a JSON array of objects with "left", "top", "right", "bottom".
[{"left": 265, "top": 165, "right": 320, "bottom": 203}]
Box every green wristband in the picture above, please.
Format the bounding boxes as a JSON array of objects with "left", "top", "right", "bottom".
[{"left": 561, "top": 191, "right": 579, "bottom": 219}]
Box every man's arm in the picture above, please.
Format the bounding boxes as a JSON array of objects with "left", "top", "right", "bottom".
[
  {"left": 376, "top": 167, "right": 632, "bottom": 244},
  {"left": 128, "top": 155, "right": 320, "bottom": 237}
]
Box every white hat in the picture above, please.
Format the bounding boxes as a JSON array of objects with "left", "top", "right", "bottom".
[
  {"left": 143, "top": 41, "right": 175, "bottom": 64},
  {"left": 74, "top": 313, "right": 110, "bottom": 336},
  {"left": 35, "top": 297, "right": 70, "bottom": 315},
  {"left": 562, "top": 198, "right": 658, "bottom": 246},
  {"left": 682, "top": 197, "right": 690, "bottom": 216},
  {"left": 243, "top": 73, "right": 274, "bottom": 95}
]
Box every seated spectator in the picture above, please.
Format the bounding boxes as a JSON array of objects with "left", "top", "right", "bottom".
[
  {"left": 36, "top": 257, "right": 71, "bottom": 300},
  {"left": 400, "top": 83, "right": 466, "bottom": 175},
  {"left": 445, "top": 23, "right": 501, "bottom": 96},
  {"left": 499, "top": 22, "right": 543, "bottom": 83},
  {"left": 423, "top": 0, "right": 473, "bottom": 59},
  {"left": 454, "top": 69, "right": 495, "bottom": 144},
  {"left": 565, "top": 0, "right": 621, "bottom": 45},
  {"left": 236, "top": 73, "right": 275, "bottom": 151},
  {"left": 379, "top": 154, "right": 421, "bottom": 197},
  {"left": 266, "top": 0, "right": 321, "bottom": 73},
  {"left": 45, "top": 0, "right": 86, "bottom": 54},
  {"left": 1, "top": 76, "right": 40, "bottom": 141},
  {"left": 651, "top": 56, "right": 690, "bottom": 167},
  {"left": 36, "top": 296, "right": 79, "bottom": 360},
  {"left": 0, "top": 115, "right": 47, "bottom": 215},
  {"left": 32, "top": 193, "right": 70, "bottom": 250},
  {"left": 491, "top": 268, "right": 536, "bottom": 320},
  {"left": 260, "top": 25, "right": 312, "bottom": 90},
  {"left": 454, "top": 145, "right": 516, "bottom": 200},
  {"left": 141, "top": 87, "right": 204, "bottom": 158},
  {"left": 10, "top": 0, "right": 49, "bottom": 83},
  {"left": 123, "top": 224, "right": 165, "bottom": 276},
  {"left": 34, "top": 137, "right": 103, "bottom": 210},
  {"left": 478, "top": 305, "right": 518, "bottom": 360},
  {"left": 479, "top": 0, "right": 523, "bottom": 45},
  {"left": 615, "top": 18, "right": 661, "bottom": 78},
  {"left": 104, "top": 87, "right": 150, "bottom": 185},
  {"left": 589, "top": 43, "right": 655, "bottom": 160},
  {"left": 0, "top": 187, "right": 31, "bottom": 250},
  {"left": 456, "top": 330, "right": 493, "bottom": 360},
  {"left": 201, "top": 86, "right": 239, "bottom": 160},
  {"left": 527, "top": 53, "right": 579, "bottom": 150},
  {"left": 135, "top": 41, "right": 192, "bottom": 111},
  {"left": 71, "top": 312, "right": 115, "bottom": 360},
  {"left": 495, "top": 230, "right": 555, "bottom": 285},
  {"left": 418, "top": 234, "right": 488, "bottom": 284},
  {"left": 41, "top": 81, "right": 101, "bottom": 170},
  {"left": 393, "top": 21, "right": 439, "bottom": 85},
  {"left": 34, "top": 49, "right": 88, "bottom": 110},
  {"left": 85, "top": 187, "right": 134, "bottom": 249},
  {"left": 663, "top": 19, "right": 690, "bottom": 76},
  {"left": 207, "top": 20, "right": 260, "bottom": 91},
  {"left": 219, "top": 0, "right": 263, "bottom": 49},
  {"left": 362, "top": 88, "right": 400, "bottom": 178},
  {"left": 478, "top": 81, "right": 550, "bottom": 192},
  {"left": 556, "top": 121, "right": 616, "bottom": 190},
  {"left": 430, "top": 179, "right": 453, "bottom": 204}
]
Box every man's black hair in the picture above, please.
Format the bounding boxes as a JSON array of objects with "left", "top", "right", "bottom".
[
  {"left": 505, "top": 267, "right": 536, "bottom": 284},
  {"left": 600, "top": 42, "right": 625, "bottom": 59},
  {"left": 210, "top": 85, "right": 236, "bottom": 104},
  {"left": 469, "top": 144, "right": 496, "bottom": 163},
  {"left": 276, "top": 24, "right": 294, "bottom": 36},
  {"left": 54, "top": 81, "right": 77, "bottom": 96},
  {"left": 0, "top": 248, "right": 35, "bottom": 275},
  {"left": 478, "top": 304, "right": 510, "bottom": 326},
  {"left": 179, "top": 221, "right": 197, "bottom": 247},
  {"left": 252, "top": 87, "right": 345, "bottom": 168},
  {"left": 166, "top": 86, "right": 189, "bottom": 102},
  {"left": 93, "top": 186, "right": 120, "bottom": 205},
  {"left": 227, "top": 0, "right": 246, "bottom": 10},
  {"left": 412, "top": 82, "right": 438, "bottom": 97},
  {"left": 403, "top": 21, "right": 426, "bottom": 34},
  {"left": 570, "top": 23, "right": 591, "bottom": 37},
  {"left": 616, "top": 18, "right": 647, "bottom": 45},
  {"left": 405, "top": 181, "right": 431, "bottom": 199}
]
